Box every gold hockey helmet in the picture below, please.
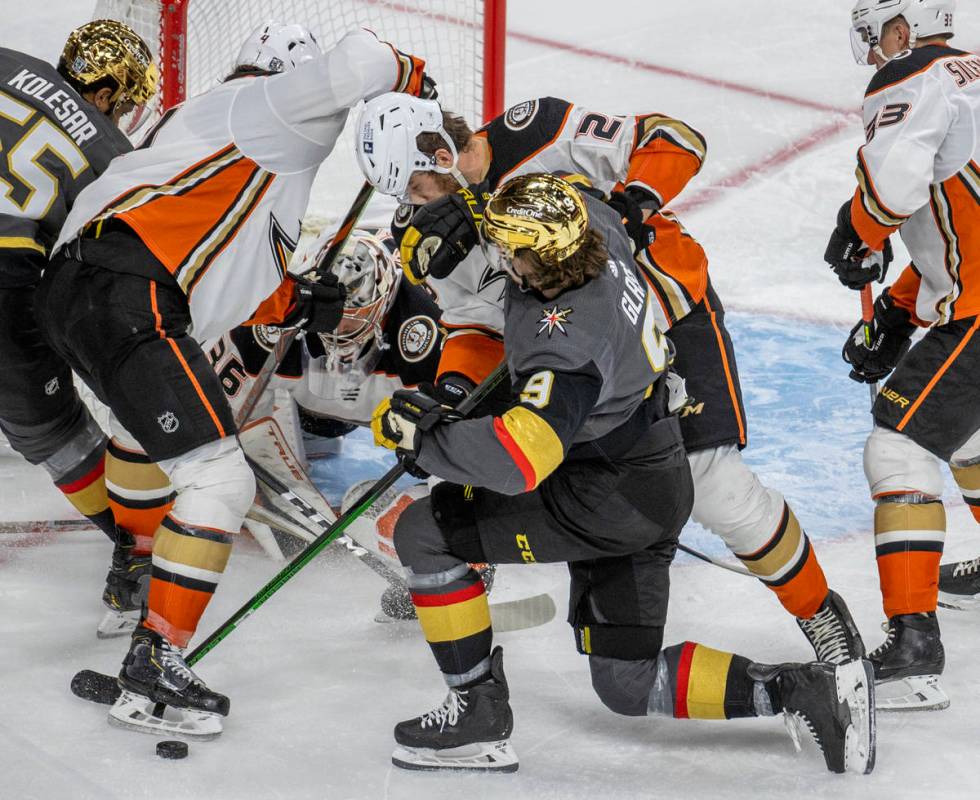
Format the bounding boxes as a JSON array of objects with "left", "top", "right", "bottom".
[
  {"left": 61, "top": 19, "right": 158, "bottom": 106},
  {"left": 481, "top": 173, "right": 589, "bottom": 266}
]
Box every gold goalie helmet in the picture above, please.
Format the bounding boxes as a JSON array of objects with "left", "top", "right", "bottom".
[
  {"left": 480, "top": 173, "right": 589, "bottom": 270},
  {"left": 61, "top": 20, "right": 158, "bottom": 109}
]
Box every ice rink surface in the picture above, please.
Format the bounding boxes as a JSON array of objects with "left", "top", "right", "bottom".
[{"left": 3, "top": 2, "right": 980, "bottom": 798}]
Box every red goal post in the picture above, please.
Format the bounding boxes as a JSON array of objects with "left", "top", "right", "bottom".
[{"left": 92, "top": 0, "right": 506, "bottom": 127}]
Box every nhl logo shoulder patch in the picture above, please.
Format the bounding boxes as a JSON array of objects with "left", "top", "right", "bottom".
[
  {"left": 505, "top": 100, "right": 538, "bottom": 131},
  {"left": 537, "top": 306, "right": 573, "bottom": 337},
  {"left": 398, "top": 315, "right": 438, "bottom": 362}
]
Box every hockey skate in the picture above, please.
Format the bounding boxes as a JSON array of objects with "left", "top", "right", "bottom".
[
  {"left": 108, "top": 624, "right": 229, "bottom": 740},
  {"left": 391, "top": 646, "right": 518, "bottom": 772},
  {"left": 938, "top": 556, "right": 980, "bottom": 610},
  {"left": 796, "top": 590, "right": 866, "bottom": 664},
  {"left": 753, "top": 659, "right": 876, "bottom": 774},
  {"left": 870, "top": 612, "right": 948, "bottom": 711},
  {"left": 97, "top": 532, "right": 150, "bottom": 639}
]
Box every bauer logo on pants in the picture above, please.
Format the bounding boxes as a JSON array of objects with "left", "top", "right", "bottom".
[{"left": 157, "top": 411, "right": 179, "bottom": 433}]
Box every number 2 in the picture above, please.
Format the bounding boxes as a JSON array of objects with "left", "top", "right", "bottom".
[{"left": 0, "top": 90, "right": 89, "bottom": 219}]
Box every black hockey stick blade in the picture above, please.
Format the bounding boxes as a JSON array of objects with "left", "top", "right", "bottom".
[{"left": 70, "top": 669, "right": 121, "bottom": 705}]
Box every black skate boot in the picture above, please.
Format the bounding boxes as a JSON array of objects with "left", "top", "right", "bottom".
[
  {"left": 870, "top": 612, "right": 948, "bottom": 711},
  {"left": 796, "top": 590, "right": 866, "bottom": 664},
  {"left": 751, "top": 659, "right": 876, "bottom": 774},
  {"left": 98, "top": 531, "right": 151, "bottom": 639},
  {"left": 392, "top": 646, "right": 517, "bottom": 772},
  {"left": 938, "top": 555, "right": 980, "bottom": 610},
  {"left": 109, "top": 624, "right": 230, "bottom": 740}
]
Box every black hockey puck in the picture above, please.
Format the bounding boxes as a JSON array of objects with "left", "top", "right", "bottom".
[{"left": 156, "top": 740, "right": 188, "bottom": 760}]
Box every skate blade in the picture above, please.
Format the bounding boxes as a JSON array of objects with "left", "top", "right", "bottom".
[
  {"left": 96, "top": 609, "right": 139, "bottom": 639},
  {"left": 107, "top": 690, "right": 223, "bottom": 740},
  {"left": 391, "top": 740, "right": 518, "bottom": 773},
  {"left": 937, "top": 590, "right": 980, "bottom": 611},
  {"left": 874, "top": 674, "right": 949, "bottom": 712},
  {"left": 835, "top": 659, "right": 876, "bottom": 775}
]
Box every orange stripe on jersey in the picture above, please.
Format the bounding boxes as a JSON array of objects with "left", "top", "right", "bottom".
[
  {"left": 889, "top": 267, "right": 926, "bottom": 324},
  {"left": 931, "top": 174, "right": 980, "bottom": 322},
  {"left": 897, "top": 316, "right": 980, "bottom": 432},
  {"left": 437, "top": 332, "right": 504, "bottom": 385},
  {"left": 117, "top": 156, "right": 265, "bottom": 281},
  {"left": 499, "top": 103, "right": 575, "bottom": 183},
  {"left": 703, "top": 292, "right": 746, "bottom": 446},
  {"left": 150, "top": 282, "right": 227, "bottom": 439},
  {"left": 244, "top": 276, "right": 296, "bottom": 326}
]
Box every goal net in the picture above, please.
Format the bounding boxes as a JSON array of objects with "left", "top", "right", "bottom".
[{"left": 91, "top": 0, "right": 506, "bottom": 229}]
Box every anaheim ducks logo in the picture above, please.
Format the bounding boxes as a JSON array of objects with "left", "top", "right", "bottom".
[
  {"left": 505, "top": 100, "right": 538, "bottom": 130},
  {"left": 478, "top": 265, "right": 509, "bottom": 301},
  {"left": 269, "top": 213, "right": 298, "bottom": 278},
  {"left": 537, "top": 306, "right": 573, "bottom": 337},
  {"left": 398, "top": 315, "right": 438, "bottom": 362}
]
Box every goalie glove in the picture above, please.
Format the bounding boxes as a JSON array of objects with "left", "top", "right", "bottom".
[
  {"left": 398, "top": 182, "right": 489, "bottom": 283},
  {"left": 825, "top": 200, "right": 893, "bottom": 289},
  {"left": 371, "top": 388, "right": 461, "bottom": 477},
  {"left": 842, "top": 290, "right": 915, "bottom": 384}
]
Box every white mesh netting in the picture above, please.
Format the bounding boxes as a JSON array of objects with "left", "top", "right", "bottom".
[{"left": 92, "top": 1, "right": 490, "bottom": 231}]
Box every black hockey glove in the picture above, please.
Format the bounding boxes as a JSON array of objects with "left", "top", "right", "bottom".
[
  {"left": 606, "top": 187, "right": 657, "bottom": 255},
  {"left": 825, "top": 200, "right": 893, "bottom": 289},
  {"left": 399, "top": 182, "right": 490, "bottom": 284},
  {"left": 282, "top": 274, "right": 346, "bottom": 333},
  {"left": 371, "top": 388, "right": 462, "bottom": 478},
  {"left": 431, "top": 375, "right": 476, "bottom": 408},
  {"left": 842, "top": 290, "right": 915, "bottom": 384}
]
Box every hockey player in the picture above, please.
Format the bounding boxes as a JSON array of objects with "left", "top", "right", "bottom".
[
  {"left": 355, "top": 93, "right": 866, "bottom": 664},
  {"left": 823, "top": 0, "right": 977, "bottom": 709},
  {"left": 209, "top": 227, "right": 443, "bottom": 440},
  {"left": 372, "top": 174, "right": 876, "bottom": 775},
  {"left": 35, "top": 22, "right": 430, "bottom": 738},
  {"left": 0, "top": 21, "right": 157, "bottom": 632}
]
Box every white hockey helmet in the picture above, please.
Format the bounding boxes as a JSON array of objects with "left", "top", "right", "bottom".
[
  {"left": 234, "top": 21, "right": 321, "bottom": 74},
  {"left": 303, "top": 229, "right": 401, "bottom": 377},
  {"left": 354, "top": 92, "right": 465, "bottom": 203},
  {"left": 850, "top": 0, "right": 954, "bottom": 64}
]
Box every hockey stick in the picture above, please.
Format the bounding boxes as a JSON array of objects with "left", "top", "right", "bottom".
[
  {"left": 245, "top": 500, "right": 557, "bottom": 632},
  {"left": 677, "top": 541, "right": 752, "bottom": 577},
  {"left": 233, "top": 180, "right": 376, "bottom": 428},
  {"left": 859, "top": 284, "right": 878, "bottom": 404},
  {"left": 70, "top": 362, "right": 509, "bottom": 707}
]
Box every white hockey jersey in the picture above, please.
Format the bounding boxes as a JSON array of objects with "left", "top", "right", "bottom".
[
  {"left": 851, "top": 44, "right": 980, "bottom": 326},
  {"left": 398, "top": 97, "right": 709, "bottom": 386},
  {"left": 52, "top": 30, "right": 424, "bottom": 342}
]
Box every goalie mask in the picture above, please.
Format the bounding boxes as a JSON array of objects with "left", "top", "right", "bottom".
[
  {"left": 61, "top": 20, "right": 158, "bottom": 132},
  {"left": 306, "top": 229, "right": 401, "bottom": 384},
  {"left": 355, "top": 93, "right": 465, "bottom": 203},
  {"left": 234, "top": 21, "right": 321, "bottom": 74}
]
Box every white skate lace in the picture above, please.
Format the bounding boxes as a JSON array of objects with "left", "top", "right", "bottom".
[
  {"left": 952, "top": 556, "right": 980, "bottom": 578},
  {"left": 869, "top": 622, "right": 896, "bottom": 661},
  {"left": 784, "top": 711, "right": 823, "bottom": 754},
  {"left": 419, "top": 690, "right": 468, "bottom": 732},
  {"left": 798, "top": 605, "right": 850, "bottom": 663},
  {"left": 159, "top": 641, "right": 206, "bottom": 688}
]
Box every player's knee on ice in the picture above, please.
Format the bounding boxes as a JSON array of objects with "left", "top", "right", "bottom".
[
  {"left": 160, "top": 437, "right": 255, "bottom": 533},
  {"left": 393, "top": 486, "right": 486, "bottom": 575},
  {"left": 589, "top": 654, "right": 661, "bottom": 717}
]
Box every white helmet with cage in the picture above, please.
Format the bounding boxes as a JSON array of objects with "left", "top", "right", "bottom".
[
  {"left": 301, "top": 228, "right": 402, "bottom": 385},
  {"left": 234, "top": 21, "right": 321, "bottom": 74},
  {"left": 354, "top": 92, "right": 465, "bottom": 202},
  {"left": 850, "top": 0, "right": 955, "bottom": 65}
]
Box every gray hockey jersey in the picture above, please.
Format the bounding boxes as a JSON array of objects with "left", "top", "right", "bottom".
[
  {"left": 0, "top": 47, "right": 131, "bottom": 286},
  {"left": 415, "top": 192, "right": 671, "bottom": 495}
]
